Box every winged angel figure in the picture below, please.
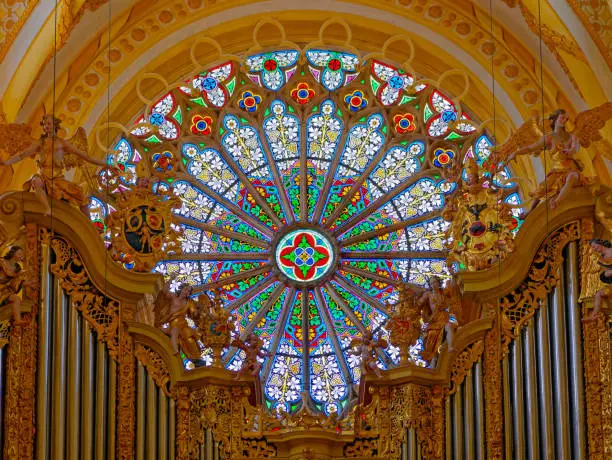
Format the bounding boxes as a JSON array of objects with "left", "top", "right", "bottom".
[
  {"left": 495, "top": 103, "right": 612, "bottom": 216},
  {"left": 0, "top": 115, "right": 112, "bottom": 215}
]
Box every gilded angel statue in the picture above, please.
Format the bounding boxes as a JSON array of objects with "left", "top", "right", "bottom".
[
  {"left": 154, "top": 281, "right": 203, "bottom": 360},
  {"left": 349, "top": 331, "right": 388, "bottom": 378},
  {"left": 417, "top": 276, "right": 463, "bottom": 360},
  {"left": 495, "top": 103, "right": 612, "bottom": 216},
  {"left": 0, "top": 114, "right": 114, "bottom": 215}
]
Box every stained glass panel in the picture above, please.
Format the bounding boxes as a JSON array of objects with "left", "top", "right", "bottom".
[{"left": 96, "top": 49, "right": 523, "bottom": 415}]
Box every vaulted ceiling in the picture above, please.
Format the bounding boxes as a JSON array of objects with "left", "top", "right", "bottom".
[{"left": 1, "top": 0, "right": 610, "bottom": 190}]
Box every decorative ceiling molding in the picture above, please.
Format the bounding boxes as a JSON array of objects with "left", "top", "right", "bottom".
[
  {"left": 566, "top": 0, "right": 612, "bottom": 70},
  {"left": 0, "top": 0, "right": 40, "bottom": 63}
]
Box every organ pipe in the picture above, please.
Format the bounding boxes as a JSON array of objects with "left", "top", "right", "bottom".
[
  {"left": 36, "top": 251, "right": 51, "bottom": 460},
  {"left": 502, "top": 356, "right": 513, "bottom": 460},
  {"left": 67, "top": 306, "right": 82, "bottom": 459},
  {"left": 474, "top": 362, "right": 485, "bottom": 460},
  {"left": 566, "top": 242, "right": 586, "bottom": 458},
  {"left": 108, "top": 357, "right": 117, "bottom": 460},
  {"left": 169, "top": 398, "right": 176, "bottom": 460},
  {"left": 159, "top": 387, "right": 168, "bottom": 458},
  {"left": 523, "top": 320, "right": 540, "bottom": 460},
  {"left": 136, "top": 363, "right": 146, "bottom": 460},
  {"left": 453, "top": 385, "right": 463, "bottom": 460},
  {"left": 147, "top": 374, "right": 158, "bottom": 460},
  {"left": 463, "top": 371, "right": 474, "bottom": 460},
  {"left": 536, "top": 298, "right": 555, "bottom": 458},
  {"left": 95, "top": 341, "right": 108, "bottom": 459},
  {"left": 511, "top": 336, "right": 525, "bottom": 458},
  {"left": 445, "top": 399, "right": 451, "bottom": 460},
  {"left": 81, "top": 322, "right": 95, "bottom": 458},
  {"left": 551, "top": 269, "right": 571, "bottom": 457},
  {"left": 51, "top": 283, "right": 68, "bottom": 458}
]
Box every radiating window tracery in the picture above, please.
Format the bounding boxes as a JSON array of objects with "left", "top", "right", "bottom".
[{"left": 91, "top": 48, "right": 523, "bottom": 415}]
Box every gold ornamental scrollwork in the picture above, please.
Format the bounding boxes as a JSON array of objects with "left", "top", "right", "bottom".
[
  {"left": 49, "top": 235, "right": 120, "bottom": 356},
  {"left": 582, "top": 307, "right": 612, "bottom": 458},
  {"left": 499, "top": 221, "right": 581, "bottom": 353},
  {"left": 386, "top": 383, "right": 444, "bottom": 460},
  {"left": 3, "top": 224, "right": 39, "bottom": 459},
  {"left": 117, "top": 330, "right": 136, "bottom": 460},
  {"left": 449, "top": 340, "right": 484, "bottom": 395},
  {"left": 483, "top": 310, "right": 503, "bottom": 460},
  {"left": 134, "top": 343, "right": 171, "bottom": 396}
]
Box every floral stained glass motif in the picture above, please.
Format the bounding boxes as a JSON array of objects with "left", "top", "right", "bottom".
[
  {"left": 98, "top": 49, "right": 523, "bottom": 416},
  {"left": 306, "top": 50, "right": 360, "bottom": 91},
  {"left": 246, "top": 50, "right": 299, "bottom": 91}
]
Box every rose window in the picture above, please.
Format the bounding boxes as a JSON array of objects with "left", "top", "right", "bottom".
[{"left": 92, "top": 48, "right": 522, "bottom": 415}]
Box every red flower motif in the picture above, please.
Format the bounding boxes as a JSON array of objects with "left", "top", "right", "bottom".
[
  {"left": 191, "top": 114, "right": 213, "bottom": 135},
  {"left": 291, "top": 82, "right": 315, "bottom": 105},
  {"left": 328, "top": 58, "right": 342, "bottom": 71},
  {"left": 264, "top": 59, "right": 278, "bottom": 71},
  {"left": 393, "top": 113, "right": 416, "bottom": 134}
]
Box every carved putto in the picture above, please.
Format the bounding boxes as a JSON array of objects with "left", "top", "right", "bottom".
[
  {"left": 0, "top": 115, "right": 114, "bottom": 215},
  {"left": 349, "top": 331, "right": 388, "bottom": 378},
  {"left": 231, "top": 333, "right": 270, "bottom": 378},
  {"left": 155, "top": 280, "right": 203, "bottom": 360},
  {"left": 386, "top": 284, "right": 422, "bottom": 365},
  {"left": 105, "top": 160, "right": 182, "bottom": 271},
  {"left": 496, "top": 103, "right": 612, "bottom": 216},
  {"left": 416, "top": 276, "right": 464, "bottom": 361},
  {"left": 443, "top": 156, "right": 516, "bottom": 271},
  {"left": 199, "top": 291, "right": 235, "bottom": 367}
]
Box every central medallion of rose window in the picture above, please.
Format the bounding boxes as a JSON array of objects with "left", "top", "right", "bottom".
[{"left": 275, "top": 229, "right": 335, "bottom": 284}]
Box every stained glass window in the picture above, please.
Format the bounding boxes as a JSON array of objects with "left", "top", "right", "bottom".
[{"left": 93, "top": 49, "right": 522, "bottom": 415}]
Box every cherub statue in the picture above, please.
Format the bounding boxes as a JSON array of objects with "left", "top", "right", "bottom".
[
  {"left": 200, "top": 291, "right": 234, "bottom": 366},
  {"left": 231, "top": 333, "right": 270, "bottom": 378},
  {"left": 417, "top": 276, "right": 463, "bottom": 361},
  {"left": 349, "top": 331, "right": 388, "bottom": 378},
  {"left": 0, "top": 114, "right": 114, "bottom": 215},
  {"left": 443, "top": 156, "right": 516, "bottom": 271},
  {"left": 585, "top": 239, "right": 612, "bottom": 320},
  {"left": 154, "top": 280, "right": 203, "bottom": 359},
  {"left": 496, "top": 103, "right": 612, "bottom": 216},
  {"left": 0, "top": 246, "right": 38, "bottom": 324}
]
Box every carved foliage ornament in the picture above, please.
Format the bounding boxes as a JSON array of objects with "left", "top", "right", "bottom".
[
  {"left": 49, "top": 235, "right": 120, "bottom": 355},
  {"left": 499, "top": 221, "right": 581, "bottom": 352}
]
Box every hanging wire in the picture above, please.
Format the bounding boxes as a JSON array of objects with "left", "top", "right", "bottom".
[
  {"left": 487, "top": 0, "right": 504, "bottom": 373},
  {"left": 103, "top": 0, "right": 113, "bottom": 348},
  {"left": 50, "top": 0, "right": 59, "bottom": 237},
  {"left": 536, "top": 0, "right": 551, "bottom": 254}
]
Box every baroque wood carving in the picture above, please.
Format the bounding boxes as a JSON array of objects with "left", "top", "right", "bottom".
[
  {"left": 134, "top": 343, "right": 171, "bottom": 396},
  {"left": 3, "top": 224, "right": 39, "bottom": 459},
  {"left": 499, "top": 221, "right": 581, "bottom": 353},
  {"left": 49, "top": 235, "right": 120, "bottom": 356},
  {"left": 449, "top": 340, "right": 484, "bottom": 395}
]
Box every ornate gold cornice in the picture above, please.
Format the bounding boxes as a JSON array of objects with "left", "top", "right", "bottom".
[
  {"left": 128, "top": 322, "right": 255, "bottom": 389},
  {"left": 0, "top": 191, "right": 159, "bottom": 303},
  {"left": 461, "top": 187, "right": 595, "bottom": 299}
]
